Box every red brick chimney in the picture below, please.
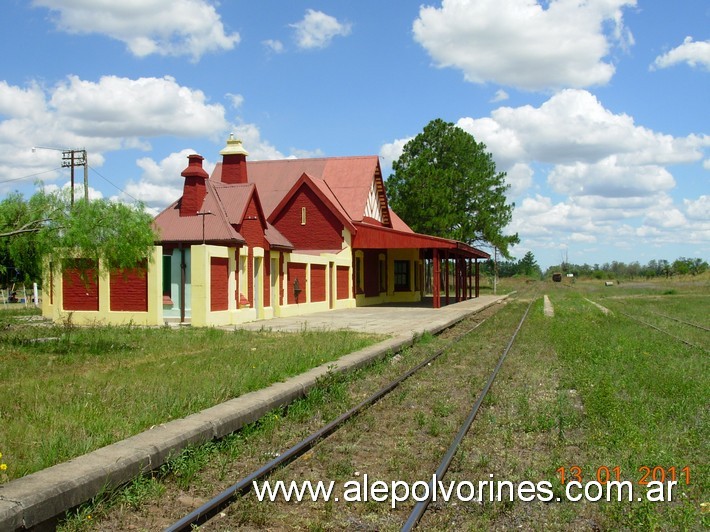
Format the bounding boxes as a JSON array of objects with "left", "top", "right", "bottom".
[
  {"left": 220, "top": 133, "right": 249, "bottom": 184},
  {"left": 179, "top": 154, "right": 209, "bottom": 217}
]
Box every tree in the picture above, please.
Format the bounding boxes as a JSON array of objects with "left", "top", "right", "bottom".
[
  {"left": 517, "top": 251, "right": 541, "bottom": 277},
  {"left": 387, "top": 119, "right": 519, "bottom": 257},
  {"left": 0, "top": 189, "right": 157, "bottom": 284}
]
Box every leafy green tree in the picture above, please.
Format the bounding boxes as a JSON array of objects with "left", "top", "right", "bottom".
[
  {"left": 0, "top": 189, "right": 157, "bottom": 284},
  {"left": 387, "top": 119, "right": 519, "bottom": 257}
]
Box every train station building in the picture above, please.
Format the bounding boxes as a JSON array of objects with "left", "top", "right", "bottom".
[{"left": 43, "top": 135, "right": 489, "bottom": 326}]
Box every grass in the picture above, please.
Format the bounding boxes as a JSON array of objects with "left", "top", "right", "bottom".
[
  {"left": 436, "top": 279, "right": 708, "bottom": 530},
  {"left": 0, "top": 314, "right": 382, "bottom": 480},
  {"left": 6, "top": 278, "right": 709, "bottom": 530}
]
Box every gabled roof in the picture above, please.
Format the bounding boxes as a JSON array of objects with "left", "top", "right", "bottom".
[
  {"left": 211, "top": 155, "right": 387, "bottom": 225},
  {"left": 154, "top": 180, "right": 245, "bottom": 245},
  {"left": 267, "top": 172, "right": 356, "bottom": 234},
  {"left": 154, "top": 179, "right": 293, "bottom": 249}
]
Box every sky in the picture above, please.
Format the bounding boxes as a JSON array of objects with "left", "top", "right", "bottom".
[{"left": 0, "top": 0, "right": 708, "bottom": 270}]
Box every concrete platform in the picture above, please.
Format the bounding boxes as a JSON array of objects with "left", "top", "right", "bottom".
[
  {"left": 0, "top": 295, "right": 507, "bottom": 530},
  {"left": 237, "top": 295, "right": 505, "bottom": 336}
]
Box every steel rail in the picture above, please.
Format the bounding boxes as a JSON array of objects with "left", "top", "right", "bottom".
[
  {"left": 617, "top": 310, "right": 709, "bottom": 354},
  {"left": 401, "top": 296, "right": 535, "bottom": 531},
  {"left": 165, "top": 312, "right": 496, "bottom": 532},
  {"left": 649, "top": 311, "right": 710, "bottom": 332}
]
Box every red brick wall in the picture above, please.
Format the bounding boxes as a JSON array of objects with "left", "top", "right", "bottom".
[
  {"left": 337, "top": 266, "right": 350, "bottom": 300},
  {"left": 239, "top": 198, "right": 266, "bottom": 249},
  {"left": 273, "top": 185, "right": 343, "bottom": 250},
  {"left": 237, "top": 198, "right": 268, "bottom": 308},
  {"left": 221, "top": 154, "right": 248, "bottom": 184},
  {"left": 311, "top": 264, "right": 326, "bottom": 302},
  {"left": 180, "top": 175, "right": 207, "bottom": 217},
  {"left": 210, "top": 257, "right": 229, "bottom": 311},
  {"left": 63, "top": 260, "right": 99, "bottom": 311},
  {"left": 287, "top": 262, "right": 307, "bottom": 304},
  {"left": 110, "top": 262, "right": 147, "bottom": 312}
]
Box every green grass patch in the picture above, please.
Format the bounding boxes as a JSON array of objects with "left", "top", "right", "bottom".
[
  {"left": 0, "top": 323, "right": 382, "bottom": 480},
  {"left": 546, "top": 282, "right": 708, "bottom": 528}
]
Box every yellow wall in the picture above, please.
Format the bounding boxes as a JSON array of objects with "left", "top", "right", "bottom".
[
  {"left": 42, "top": 247, "right": 163, "bottom": 326},
  {"left": 355, "top": 248, "right": 422, "bottom": 306}
]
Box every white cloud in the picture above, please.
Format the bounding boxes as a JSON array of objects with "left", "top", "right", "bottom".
[
  {"left": 413, "top": 0, "right": 636, "bottom": 91},
  {"left": 263, "top": 39, "right": 285, "bottom": 53},
  {"left": 459, "top": 90, "right": 707, "bottom": 170},
  {"left": 33, "top": 0, "right": 239, "bottom": 61},
  {"left": 684, "top": 196, "right": 710, "bottom": 220},
  {"left": 226, "top": 93, "right": 244, "bottom": 109},
  {"left": 490, "top": 89, "right": 509, "bottom": 103},
  {"left": 456, "top": 116, "right": 525, "bottom": 169},
  {"left": 0, "top": 76, "right": 228, "bottom": 194},
  {"left": 505, "top": 163, "right": 534, "bottom": 197},
  {"left": 231, "top": 124, "right": 285, "bottom": 161},
  {"left": 117, "top": 149, "right": 211, "bottom": 210},
  {"left": 43, "top": 180, "right": 104, "bottom": 201},
  {"left": 379, "top": 136, "right": 413, "bottom": 175},
  {"left": 547, "top": 157, "right": 675, "bottom": 198},
  {"left": 291, "top": 9, "right": 352, "bottom": 50},
  {"left": 651, "top": 36, "right": 710, "bottom": 71},
  {"left": 383, "top": 89, "right": 709, "bottom": 263},
  {"left": 50, "top": 75, "right": 227, "bottom": 139}
]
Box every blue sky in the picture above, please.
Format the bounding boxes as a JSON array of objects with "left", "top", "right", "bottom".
[{"left": 1, "top": 0, "right": 708, "bottom": 269}]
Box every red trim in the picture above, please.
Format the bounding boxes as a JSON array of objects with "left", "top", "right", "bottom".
[{"left": 352, "top": 222, "right": 489, "bottom": 259}]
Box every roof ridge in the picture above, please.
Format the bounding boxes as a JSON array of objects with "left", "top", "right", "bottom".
[{"left": 247, "top": 154, "right": 379, "bottom": 163}]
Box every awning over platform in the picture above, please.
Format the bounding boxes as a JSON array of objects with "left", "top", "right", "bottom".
[{"left": 352, "top": 222, "right": 489, "bottom": 259}]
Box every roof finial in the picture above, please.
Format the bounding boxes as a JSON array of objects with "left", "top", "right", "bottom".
[{"left": 220, "top": 133, "right": 249, "bottom": 157}]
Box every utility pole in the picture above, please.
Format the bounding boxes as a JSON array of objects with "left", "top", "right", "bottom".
[
  {"left": 33, "top": 146, "right": 88, "bottom": 205},
  {"left": 61, "top": 149, "right": 88, "bottom": 205},
  {"left": 196, "top": 211, "right": 213, "bottom": 244}
]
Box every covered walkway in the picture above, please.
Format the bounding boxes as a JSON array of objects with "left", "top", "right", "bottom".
[{"left": 352, "top": 221, "right": 490, "bottom": 309}]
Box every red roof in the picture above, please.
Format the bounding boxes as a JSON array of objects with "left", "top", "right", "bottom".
[
  {"left": 352, "top": 221, "right": 490, "bottom": 259},
  {"left": 154, "top": 179, "right": 292, "bottom": 249},
  {"left": 388, "top": 208, "right": 413, "bottom": 232},
  {"left": 267, "top": 172, "right": 356, "bottom": 234},
  {"left": 154, "top": 180, "right": 245, "bottom": 244},
  {"left": 158, "top": 152, "right": 487, "bottom": 258},
  {"left": 212, "top": 156, "right": 384, "bottom": 224}
]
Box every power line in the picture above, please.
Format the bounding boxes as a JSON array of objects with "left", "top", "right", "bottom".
[
  {"left": 0, "top": 167, "right": 63, "bottom": 186},
  {"left": 88, "top": 165, "right": 141, "bottom": 203}
]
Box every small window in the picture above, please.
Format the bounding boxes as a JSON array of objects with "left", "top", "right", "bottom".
[
  {"left": 394, "top": 260, "right": 410, "bottom": 292},
  {"left": 301, "top": 206, "right": 307, "bottom": 225}
]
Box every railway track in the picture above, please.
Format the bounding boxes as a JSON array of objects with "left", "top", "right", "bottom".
[
  {"left": 648, "top": 311, "right": 710, "bottom": 332},
  {"left": 590, "top": 298, "right": 709, "bottom": 353},
  {"left": 164, "top": 295, "right": 535, "bottom": 531}
]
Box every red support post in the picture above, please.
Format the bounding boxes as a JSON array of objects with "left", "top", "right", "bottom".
[
  {"left": 444, "top": 250, "right": 450, "bottom": 306},
  {"left": 433, "top": 250, "right": 440, "bottom": 309},
  {"left": 454, "top": 255, "right": 460, "bottom": 302},
  {"left": 475, "top": 259, "right": 480, "bottom": 298}
]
